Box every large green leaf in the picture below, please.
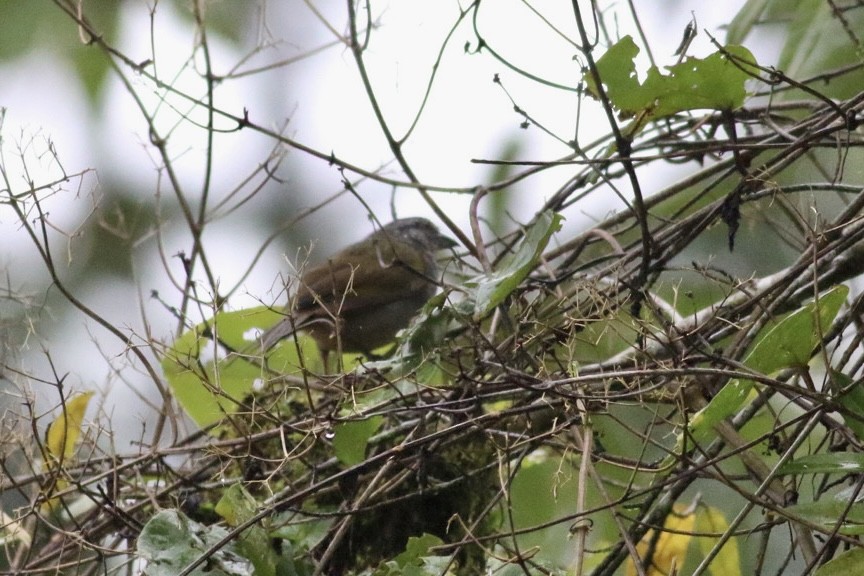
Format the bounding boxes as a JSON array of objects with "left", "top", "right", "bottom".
[
  {"left": 744, "top": 285, "right": 848, "bottom": 374},
  {"left": 137, "top": 510, "right": 245, "bottom": 576},
  {"left": 784, "top": 499, "right": 864, "bottom": 535},
  {"left": 726, "top": 0, "right": 774, "bottom": 44},
  {"left": 680, "top": 285, "right": 848, "bottom": 449},
  {"left": 585, "top": 36, "right": 757, "bottom": 120},
  {"left": 726, "top": 0, "right": 805, "bottom": 45},
  {"left": 162, "top": 306, "right": 319, "bottom": 428},
  {"left": 727, "top": 0, "right": 864, "bottom": 100},
  {"left": 0, "top": 1, "right": 118, "bottom": 102}
]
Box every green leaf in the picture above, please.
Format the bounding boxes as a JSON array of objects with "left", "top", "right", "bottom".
[
  {"left": 393, "top": 534, "right": 445, "bottom": 568},
  {"left": 216, "top": 485, "right": 277, "bottom": 576},
  {"left": 371, "top": 534, "right": 448, "bottom": 576},
  {"left": 645, "top": 46, "right": 754, "bottom": 116},
  {"left": 745, "top": 285, "right": 848, "bottom": 374},
  {"left": 815, "top": 548, "right": 864, "bottom": 576},
  {"left": 779, "top": 453, "right": 864, "bottom": 475},
  {"left": 162, "top": 307, "right": 276, "bottom": 428},
  {"left": 0, "top": 1, "right": 119, "bottom": 102},
  {"left": 584, "top": 36, "right": 642, "bottom": 111},
  {"left": 685, "top": 379, "right": 756, "bottom": 448},
  {"left": 726, "top": 0, "right": 809, "bottom": 47},
  {"left": 839, "top": 387, "right": 864, "bottom": 440},
  {"left": 215, "top": 484, "right": 258, "bottom": 526},
  {"left": 832, "top": 370, "right": 864, "bottom": 440},
  {"left": 679, "top": 285, "right": 847, "bottom": 451},
  {"left": 726, "top": 0, "right": 864, "bottom": 101},
  {"left": 270, "top": 515, "right": 334, "bottom": 554},
  {"left": 585, "top": 36, "right": 758, "bottom": 120},
  {"left": 726, "top": 0, "right": 774, "bottom": 44},
  {"left": 137, "top": 510, "right": 247, "bottom": 576},
  {"left": 695, "top": 506, "right": 741, "bottom": 576},
  {"left": 777, "top": 0, "right": 846, "bottom": 77},
  {"left": 161, "top": 306, "right": 321, "bottom": 429},
  {"left": 784, "top": 500, "right": 864, "bottom": 535},
  {"left": 332, "top": 416, "right": 384, "bottom": 466},
  {"left": 72, "top": 45, "right": 113, "bottom": 104},
  {"left": 0, "top": 2, "right": 56, "bottom": 61},
  {"left": 467, "top": 211, "right": 563, "bottom": 320}
]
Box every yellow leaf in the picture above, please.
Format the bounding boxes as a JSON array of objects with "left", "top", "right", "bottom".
[
  {"left": 43, "top": 391, "right": 94, "bottom": 467},
  {"left": 627, "top": 503, "right": 696, "bottom": 576},
  {"left": 696, "top": 506, "right": 741, "bottom": 576}
]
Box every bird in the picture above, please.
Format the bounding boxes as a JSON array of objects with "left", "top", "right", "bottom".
[{"left": 259, "top": 217, "right": 456, "bottom": 366}]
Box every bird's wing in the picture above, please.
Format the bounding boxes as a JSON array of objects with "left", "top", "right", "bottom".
[{"left": 295, "top": 241, "right": 433, "bottom": 317}]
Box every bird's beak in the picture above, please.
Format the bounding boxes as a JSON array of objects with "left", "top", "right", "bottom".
[{"left": 435, "top": 235, "right": 458, "bottom": 251}]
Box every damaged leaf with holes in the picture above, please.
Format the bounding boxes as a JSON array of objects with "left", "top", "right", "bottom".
[{"left": 584, "top": 35, "right": 758, "bottom": 120}]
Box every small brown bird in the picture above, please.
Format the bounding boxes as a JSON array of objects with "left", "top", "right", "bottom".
[{"left": 260, "top": 217, "right": 456, "bottom": 364}]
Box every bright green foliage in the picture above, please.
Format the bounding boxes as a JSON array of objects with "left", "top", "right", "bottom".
[
  {"left": 161, "top": 306, "right": 311, "bottom": 428},
  {"left": 333, "top": 416, "right": 384, "bottom": 466},
  {"left": 584, "top": 36, "right": 758, "bottom": 119}
]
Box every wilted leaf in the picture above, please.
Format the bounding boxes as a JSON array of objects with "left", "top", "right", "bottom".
[
  {"left": 43, "top": 391, "right": 94, "bottom": 466},
  {"left": 695, "top": 506, "right": 741, "bottom": 576},
  {"left": 627, "top": 503, "right": 696, "bottom": 576}
]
